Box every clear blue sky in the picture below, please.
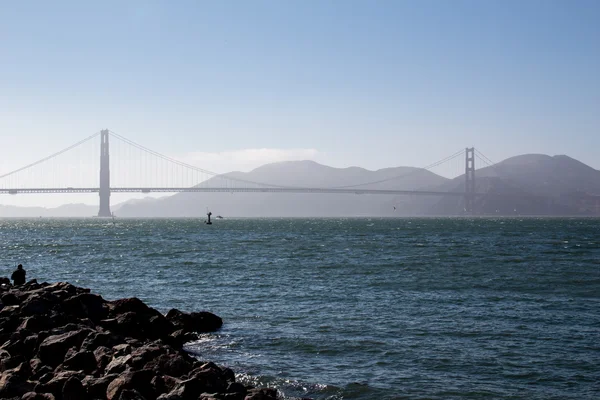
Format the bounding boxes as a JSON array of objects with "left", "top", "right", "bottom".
[{"left": 1, "top": 1, "right": 599, "bottom": 206}]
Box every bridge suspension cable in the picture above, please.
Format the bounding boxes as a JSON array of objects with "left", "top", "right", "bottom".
[
  {"left": 330, "top": 148, "right": 466, "bottom": 189},
  {"left": 109, "top": 130, "right": 291, "bottom": 189},
  {"left": 0, "top": 131, "right": 101, "bottom": 180}
]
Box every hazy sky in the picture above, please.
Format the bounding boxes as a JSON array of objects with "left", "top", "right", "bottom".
[{"left": 1, "top": 0, "right": 599, "bottom": 207}]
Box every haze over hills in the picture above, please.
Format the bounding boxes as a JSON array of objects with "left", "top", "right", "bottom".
[
  {"left": 2, "top": 154, "right": 600, "bottom": 217},
  {"left": 116, "top": 162, "right": 450, "bottom": 217}
]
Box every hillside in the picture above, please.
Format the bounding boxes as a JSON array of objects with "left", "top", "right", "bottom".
[
  {"left": 116, "top": 160, "right": 449, "bottom": 217},
  {"left": 428, "top": 154, "right": 600, "bottom": 215}
]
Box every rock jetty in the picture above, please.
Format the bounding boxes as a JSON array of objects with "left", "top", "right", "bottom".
[{"left": 0, "top": 279, "right": 290, "bottom": 400}]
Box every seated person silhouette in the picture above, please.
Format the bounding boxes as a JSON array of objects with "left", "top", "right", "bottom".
[{"left": 11, "top": 264, "right": 26, "bottom": 286}]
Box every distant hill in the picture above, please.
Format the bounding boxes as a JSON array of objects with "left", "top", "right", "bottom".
[
  {"left": 428, "top": 154, "right": 600, "bottom": 215},
  {"left": 0, "top": 203, "right": 98, "bottom": 218},
  {"left": 116, "top": 160, "right": 449, "bottom": 217}
]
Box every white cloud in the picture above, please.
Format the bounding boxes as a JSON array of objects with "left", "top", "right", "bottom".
[{"left": 174, "top": 148, "right": 321, "bottom": 173}]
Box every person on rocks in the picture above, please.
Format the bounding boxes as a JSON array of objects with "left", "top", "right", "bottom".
[{"left": 11, "top": 264, "right": 26, "bottom": 285}]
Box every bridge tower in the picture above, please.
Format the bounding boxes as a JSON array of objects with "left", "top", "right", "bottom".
[
  {"left": 98, "top": 129, "right": 112, "bottom": 217},
  {"left": 465, "top": 147, "right": 475, "bottom": 213}
]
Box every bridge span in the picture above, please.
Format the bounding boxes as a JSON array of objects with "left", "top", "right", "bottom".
[{"left": 0, "top": 129, "right": 479, "bottom": 216}]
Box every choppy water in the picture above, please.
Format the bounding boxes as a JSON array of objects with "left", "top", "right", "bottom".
[{"left": 1, "top": 217, "right": 599, "bottom": 399}]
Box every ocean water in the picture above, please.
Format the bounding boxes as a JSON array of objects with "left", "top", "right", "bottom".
[{"left": 0, "top": 217, "right": 599, "bottom": 399}]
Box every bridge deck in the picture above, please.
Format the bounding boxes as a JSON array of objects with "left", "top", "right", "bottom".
[{"left": 0, "top": 187, "right": 468, "bottom": 196}]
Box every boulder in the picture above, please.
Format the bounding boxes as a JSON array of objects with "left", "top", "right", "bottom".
[
  {"left": 0, "top": 363, "right": 34, "bottom": 398},
  {"left": 61, "top": 350, "right": 97, "bottom": 374},
  {"left": 162, "top": 377, "right": 205, "bottom": 400},
  {"left": 37, "top": 329, "right": 92, "bottom": 367},
  {"left": 151, "top": 374, "right": 180, "bottom": 396},
  {"left": 106, "top": 369, "right": 155, "bottom": 400},
  {"left": 166, "top": 309, "right": 223, "bottom": 334},
  {"left": 18, "top": 316, "right": 53, "bottom": 333},
  {"left": 93, "top": 346, "right": 113, "bottom": 373},
  {"left": 80, "top": 331, "right": 122, "bottom": 353},
  {"left": 143, "top": 353, "right": 194, "bottom": 378},
  {"left": 105, "top": 354, "right": 133, "bottom": 375},
  {"left": 81, "top": 373, "right": 118, "bottom": 399},
  {"left": 33, "top": 371, "right": 84, "bottom": 399},
  {"left": 62, "top": 293, "right": 108, "bottom": 322},
  {"left": 108, "top": 298, "right": 163, "bottom": 319},
  {"left": 61, "top": 376, "right": 85, "bottom": 400},
  {"left": 227, "top": 382, "right": 247, "bottom": 397},
  {"left": 112, "top": 344, "right": 132, "bottom": 358},
  {"left": 20, "top": 293, "right": 58, "bottom": 316}
]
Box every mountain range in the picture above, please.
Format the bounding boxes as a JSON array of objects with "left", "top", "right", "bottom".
[{"left": 2, "top": 154, "right": 600, "bottom": 217}]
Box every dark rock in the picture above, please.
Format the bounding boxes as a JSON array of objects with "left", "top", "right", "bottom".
[
  {"left": 112, "top": 343, "right": 132, "bottom": 357},
  {"left": 1, "top": 336, "right": 25, "bottom": 357},
  {"left": 0, "top": 362, "right": 33, "bottom": 398},
  {"left": 0, "top": 282, "right": 280, "bottom": 400},
  {"left": 62, "top": 350, "right": 97, "bottom": 374},
  {"left": 129, "top": 344, "right": 168, "bottom": 370},
  {"left": 37, "top": 329, "right": 92, "bottom": 367},
  {"left": 100, "top": 312, "right": 141, "bottom": 339},
  {"left": 244, "top": 388, "right": 278, "bottom": 400},
  {"left": 147, "top": 314, "right": 176, "bottom": 340},
  {"left": 106, "top": 369, "right": 155, "bottom": 400},
  {"left": 43, "top": 283, "right": 80, "bottom": 296},
  {"left": 118, "top": 388, "right": 147, "bottom": 400},
  {"left": 151, "top": 374, "right": 180, "bottom": 396},
  {"left": 82, "top": 373, "right": 118, "bottom": 399},
  {"left": 144, "top": 353, "right": 193, "bottom": 378},
  {"left": 105, "top": 354, "right": 133, "bottom": 375},
  {"left": 1, "top": 293, "right": 20, "bottom": 306},
  {"left": 80, "top": 331, "right": 122, "bottom": 352},
  {"left": 62, "top": 293, "right": 108, "bottom": 322},
  {"left": 156, "top": 393, "right": 183, "bottom": 400},
  {"left": 23, "top": 335, "right": 41, "bottom": 358},
  {"left": 188, "top": 366, "right": 227, "bottom": 395},
  {"left": 222, "top": 367, "right": 236, "bottom": 383},
  {"left": 24, "top": 279, "right": 40, "bottom": 290},
  {"left": 20, "top": 293, "right": 57, "bottom": 316},
  {"left": 162, "top": 377, "right": 205, "bottom": 400},
  {"left": 93, "top": 346, "right": 113, "bottom": 373},
  {"left": 227, "top": 382, "right": 247, "bottom": 396},
  {"left": 168, "top": 329, "right": 198, "bottom": 348},
  {"left": 166, "top": 309, "right": 223, "bottom": 334},
  {"left": 1, "top": 355, "right": 25, "bottom": 372},
  {"left": 37, "top": 372, "right": 54, "bottom": 384},
  {"left": 62, "top": 376, "right": 85, "bottom": 400},
  {"left": 21, "top": 392, "right": 56, "bottom": 400},
  {"left": 109, "top": 298, "right": 163, "bottom": 319},
  {"left": 29, "top": 359, "right": 52, "bottom": 381},
  {"left": 34, "top": 371, "right": 84, "bottom": 399}
]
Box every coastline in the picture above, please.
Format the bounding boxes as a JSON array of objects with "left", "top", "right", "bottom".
[{"left": 0, "top": 279, "right": 299, "bottom": 400}]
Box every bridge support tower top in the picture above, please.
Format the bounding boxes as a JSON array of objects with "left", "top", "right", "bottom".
[
  {"left": 98, "top": 129, "right": 112, "bottom": 217},
  {"left": 465, "top": 147, "right": 475, "bottom": 214}
]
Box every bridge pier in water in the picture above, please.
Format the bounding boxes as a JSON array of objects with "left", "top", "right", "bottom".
[{"left": 98, "top": 129, "right": 112, "bottom": 217}]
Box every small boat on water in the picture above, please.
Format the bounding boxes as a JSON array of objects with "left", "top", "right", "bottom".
[{"left": 216, "top": 215, "right": 223, "bottom": 219}]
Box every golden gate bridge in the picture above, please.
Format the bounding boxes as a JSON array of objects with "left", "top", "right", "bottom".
[{"left": 0, "top": 130, "right": 486, "bottom": 216}]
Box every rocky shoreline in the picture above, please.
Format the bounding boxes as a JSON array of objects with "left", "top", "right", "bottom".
[{"left": 0, "top": 279, "right": 304, "bottom": 400}]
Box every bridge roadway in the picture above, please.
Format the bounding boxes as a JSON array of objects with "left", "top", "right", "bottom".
[{"left": 0, "top": 187, "right": 468, "bottom": 196}]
